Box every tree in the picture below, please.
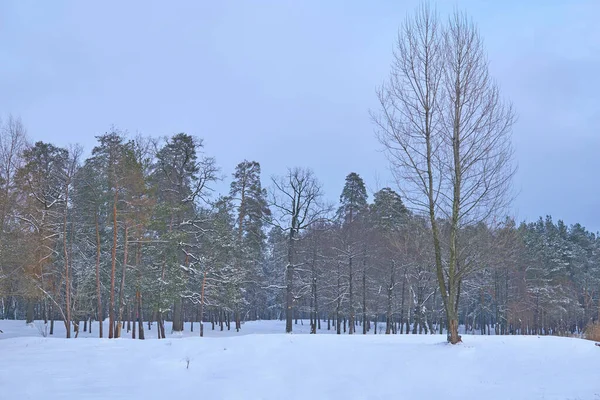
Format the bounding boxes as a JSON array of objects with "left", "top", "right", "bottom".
[
  {"left": 73, "top": 153, "right": 109, "bottom": 337},
  {"left": 369, "top": 188, "right": 409, "bottom": 334},
  {"left": 230, "top": 160, "right": 270, "bottom": 324},
  {"left": 15, "top": 142, "right": 69, "bottom": 328},
  {"left": 87, "top": 131, "right": 135, "bottom": 338},
  {"left": 373, "top": 4, "right": 515, "bottom": 343},
  {"left": 271, "top": 167, "right": 327, "bottom": 333},
  {"left": 151, "top": 133, "right": 218, "bottom": 334},
  {"left": 0, "top": 116, "right": 28, "bottom": 310},
  {"left": 336, "top": 172, "right": 368, "bottom": 334}
]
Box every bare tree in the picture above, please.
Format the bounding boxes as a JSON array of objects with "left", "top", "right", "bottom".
[
  {"left": 0, "top": 116, "right": 28, "bottom": 295},
  {"left": 270, "top": 167, "right": 327, "bottom": 333},
  {"left": 373, "top": 3, "right": 515, "bottom": 344}
]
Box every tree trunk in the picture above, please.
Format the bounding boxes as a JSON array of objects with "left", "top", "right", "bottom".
[
  {"left": 362, "top": 262, "right": 367, "bottom": 335},
  {"left": 94, "top": 212, "right": 103, "bottom": 338},
  {"left": 132, "top": 307, "right": 136, "bottom": 339},
  {"left": 400, "top": 268, "right": 406, "bottom": 334},
  {"left": 348, "top": 255, "right": 354, "bottom": 334},
  {"left": 386, "top": 261, "right": 395, "bottom": 334},
  {"left": 127, "top": 306, "right": 131, "bottom": 333},
  {"left": 108, "top": 190, "right": 118, "bottom": 339},
  {"left": 134, "top": 241, "right": 144, "bottom": 340},
  {"left": 172, "top": 298, "right": 183, "bottom": 333},
  {"left": 199, "top": 273, "right": 206, "bottom": 337},
  {"left": 49, "top": 304, "right": 54, "bottom": 335},
  {"left": 63, "top": 179, "right": 71, "bottom": 338},
  {"left": 285, "top": 262, "right": 294, "bottom": 333},
  {"left": 137, "top": 291, "right": 145, "bottom": 340},
  {"left": 116, "top": 225, "right": 129, "bottom": 338},
  {"left": 158, "top": 312, "right": 166, "bottom": 339},
  {"left": 26, "top": 299, "right": 34, "bottom": 324}
]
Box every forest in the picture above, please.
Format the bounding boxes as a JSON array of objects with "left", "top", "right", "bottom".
[
  {"left": 0, "top": 117, "right": 598, "bottom": 340},
  {"left": 1, "top": 5, "right": 599, "bottom": 344}
]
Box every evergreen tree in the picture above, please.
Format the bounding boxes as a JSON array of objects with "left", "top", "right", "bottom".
[
  {"left": 15, "top": 142, "right": 69, "bottom": 326},
  {"left": 151, "top": 133, "right": 218, "bottom": 333},
  {"left": 230, "top": 160, "right": 270, "bottom": 322},
  {"left": 336, "top": 172, "right": 368, "bottom": 334}
]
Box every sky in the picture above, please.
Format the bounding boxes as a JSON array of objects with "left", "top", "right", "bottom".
[{"left": 1, "top": 0, "right": 599, "bottom": 231}]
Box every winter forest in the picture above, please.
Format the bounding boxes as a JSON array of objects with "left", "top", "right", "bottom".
[
  {"left": 1, "top": 123, "right": 599, "bottom": 342},
  {"left": 1, "top": 5, "right": 599, "bottom": 348}
]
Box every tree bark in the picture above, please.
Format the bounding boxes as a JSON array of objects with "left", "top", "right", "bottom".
[
  {"left": 26, "top": 299, "right": 34, "bottom": 324},
  {"left": 116, "top": 225, "right": 129, "bottom": 338},
  {"left": 386, "top": 261, "right": 395, "bottom": 334},
  {"left": 63, "top": 178, "right": 71, "bottom": 338},
  {"left": 348, "top": 255, "right": 354, "bottom": 334},
  {"left": 199, "top": 273, "right": 206, "bottom": 337},
  {"left": 137, "top": 290, "right": 145, "bottom": 340},
  {"left": 285, "top": 226, "right": 295, "bottom": 333},
  {"left": 108, "top": 189, "right": 118, "bottom": 339},
  {"left": 362, "top": 259, "right": 367, "bottom": 335},
  {"left": 94, "top": 212, "right": 103, "bottom": 338}
]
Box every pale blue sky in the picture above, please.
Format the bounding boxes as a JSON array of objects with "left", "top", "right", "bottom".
[{"left": 1, "top": 1, "right": 599, "bottom": 230}]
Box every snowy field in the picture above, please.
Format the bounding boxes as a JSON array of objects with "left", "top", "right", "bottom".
[{"left": 1, "top": 320, "right": 599, "bottom": 400}]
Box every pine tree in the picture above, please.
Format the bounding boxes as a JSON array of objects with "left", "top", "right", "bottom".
[
  {"left": 15, "top": 142, "right": 69, "bottom": 328},
  {"left": 151, "top": 133, "right": 218, "bottom": 333},
  {"left": 87, "top": 131, "right": 135, "bottom": 338},
  {"left": 230, "top": 160, "right": 270, "bottom": 322},
  {"left": 337, "top": 172, "right": 368, "bottom": 334}
]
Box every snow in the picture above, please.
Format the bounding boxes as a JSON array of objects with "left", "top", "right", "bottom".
[{"left": 1, "top": 320, "right": 599, "bottom": 400}]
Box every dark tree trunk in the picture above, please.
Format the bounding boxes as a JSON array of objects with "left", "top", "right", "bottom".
[
  {"left": 158, "top": 313, "right": 166, "bottom": 339},
  {"left": 115, "top": 225, "right": 129, "bottom": 339},
  {"left": 49, "top": 305, "right": 54, "bottom": 335},
  {"left": 362, "top": 263, "right": 367, "bottom": 335},
  {"left": 400, "top": 268, "right": 406, "bottom": 334},
  {"left": 386, "top": 261, "right": 395, "bottom": 334},
  {"left": 348, "top": 255, "right": 354, "bottom": 334},
  {"left": 199, "top": 273, "right": 206, "bottom": 337},
  {"left": 108, "top": 189, "right": 118, "bottom": 339},
  {"left": 137, "top": 291, "right": 145, "bottom": 340},
  {"left": 26, "top": 299, "right": 34, "bottom": 324},
  {"left": 132, "top": 309, "right": 136, "bottom": 339},
  {"left": 286, "top": 262, "right": 294, "bottom": 333},
  {"left": 94, "top": 213, "right": 103, "bottom": 338},
  {"left": 336, "top": 262, "right": 341, "bottom": 334},
  {"left": 172, "top": 298, "right": 183, "bottom": 333}
]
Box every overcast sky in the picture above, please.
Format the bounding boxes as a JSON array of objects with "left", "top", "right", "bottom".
[{"left": 1, "top": 0, "right": 599, "bottom": 231}]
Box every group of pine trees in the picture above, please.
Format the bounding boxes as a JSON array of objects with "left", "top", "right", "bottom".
[{"left": 0, "top": 118, "right": 598, "bottom": 338}]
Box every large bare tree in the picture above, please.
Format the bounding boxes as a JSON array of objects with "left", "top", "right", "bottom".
[
  {"left": 373, "top": 3, "right": 515, "bottom": 343},
  {"left": 270, "top": 167, "right": 327, "bottom": 333}
]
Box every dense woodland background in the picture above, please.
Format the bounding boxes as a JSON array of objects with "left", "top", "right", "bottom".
[{"left": 0, "top": 117, "right": 598, "bottom": 339}]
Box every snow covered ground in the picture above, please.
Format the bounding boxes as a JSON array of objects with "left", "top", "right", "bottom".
[{"left": 1, "top": 320, "right": 599, "bottom": 400}]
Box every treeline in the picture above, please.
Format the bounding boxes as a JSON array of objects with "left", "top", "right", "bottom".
[{"left": 0, "top": 118, "right": 598, "bottom": 338}]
